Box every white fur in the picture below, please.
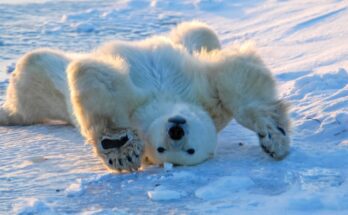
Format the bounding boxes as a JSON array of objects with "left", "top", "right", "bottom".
[
  {"left": 0, "top": 21, "right": 290, "bottom": 170},
  {"left": 169, "top": 21, "right": 221, "bottom": 53}
]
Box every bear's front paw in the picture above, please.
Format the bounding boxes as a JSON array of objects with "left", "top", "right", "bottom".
[
  {"left": 96, "top": 128, "right": 143, "bottom": 172},
  {"left": 258, "top": 126, "right": 290, "bottom": 160}
]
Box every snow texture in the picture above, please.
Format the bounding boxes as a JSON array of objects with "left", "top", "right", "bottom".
[
  {"left": 0, "top": 0, "right": 348, "bottom": 214},
  {"left": 147, "top": 186, "right": 185, "bottom": 201}
]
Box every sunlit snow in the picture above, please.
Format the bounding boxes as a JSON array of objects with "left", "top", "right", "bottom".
[{"left": 1, "top": 0, "right": 347, "bottom": 214}]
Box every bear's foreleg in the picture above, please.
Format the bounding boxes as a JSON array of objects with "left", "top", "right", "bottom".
[{"left": 67, "top": 57, "right": 145, "bottom": 171}]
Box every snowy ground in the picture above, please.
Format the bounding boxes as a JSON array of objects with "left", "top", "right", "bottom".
[{"left": 1, "top": 0, "right": 348, "bottom": 214}]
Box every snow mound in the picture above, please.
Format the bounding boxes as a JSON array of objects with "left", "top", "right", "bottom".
[
  {"left": 147, "top": 189, "right": 184, "bottom": 201},
  {"left": 298, "top": 168, "right": 344, "bottom": 192},
  {"left": 163, "top": 162, "right": 173, "bottom": 171},
  {"left": 283, "top": 68, "right": 348, "bottom": 143},
  {"left": 72, "top": 23, "right": 95, "bottom": 33},
  {"left": 287, "top": 189, "right": 348, "bottom": 211},
  {"left": 6, "top": 63, "right": 15, "bottom": 74},
  {"left": 13, "top": 198, "right": 55, "bottom": 215},
  {"left": 288, "top": 68, "right": 348, "bottom": 99},
  {"left": 61, "top": 9, "right": 100, "bottom": 22},
  {"left": 65, "top": 175, "right": 104, "bottom": 197},
  {"left": 195, "top": 176, "right": 254, "bottom": 200}
]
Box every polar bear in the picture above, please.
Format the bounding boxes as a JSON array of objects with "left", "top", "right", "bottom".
[{"left": 0, "top": 21, "right": 290, "bottom": 171}]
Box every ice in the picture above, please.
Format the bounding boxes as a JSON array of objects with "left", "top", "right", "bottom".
[
  {"left": 147, "top": 183, "right": 187, "bottom": 201},
  {"left": 65, "top": 179, "right": 83, "bottom": 197},
  {"left": 147, "top": 189, "right": 184, "bottom": 201},
  {"left": 65, "top": 175, "right": 104, "bottom": 197},
  {"left": 250, "top": 168, "right": 296, "bottom": 195},
  {"left": 163, "top": 162, "right": 173, "bottom": 171}
]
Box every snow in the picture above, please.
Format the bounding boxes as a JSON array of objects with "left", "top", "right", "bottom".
[
  {"left": 163, "top": 162, "right": 173, "bottom": 171},
  {"left": 147, "top": 188, "right": 184, "bottom": 201},
  {"left": 195, "top": 176, "right": 254, "bottom": 200},
  {"left": 6, "top": 62, "right": 15, "bottom": 74},
  {"left": 0, "top": 0, "right": 348, "bottom": 214},
  {"left": 13, "top": 198, "right": 55, "bottom": 215},
  {"left": 73, "top": 22, "right": 96, "bottom": 33}
]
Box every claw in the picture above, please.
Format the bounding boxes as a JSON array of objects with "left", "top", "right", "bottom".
[
  {"left": 261, "top": 144, "right": 271, "bottom": 154},
  {"left": 277, "top": 126, "right": 286, "bottom": 136},
  {"left": 133, "top": 152, "right": 139, "bottom": 158},
  {"left": 261, "top": 144, "right": 276, "bottom": 158},
  {"left": 258, "top": 133, "right": 266, "bottom": 138},
  {"left": 99, "top": 129, "right": 143, "bottom": 172},
  {"left": 127, "top": 156, "right": 132, "bottom": 162},
  {"left": 118, "top": 159, "right": 123, "bottom": 166}
]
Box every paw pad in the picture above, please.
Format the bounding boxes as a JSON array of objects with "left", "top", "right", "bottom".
[
  {"left": 97, "top": 128, "right": 143, "bottom": 172},
  {"left": 101, "top": 135, "right": 129, "bottom": 149}
]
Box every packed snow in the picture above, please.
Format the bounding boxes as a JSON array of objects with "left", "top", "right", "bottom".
[
  {"left": 1, "top": 0, "right": 347, "bottom": 214},
  {"left": 147, "top": 187, "right": 184, "bottom": 201}
]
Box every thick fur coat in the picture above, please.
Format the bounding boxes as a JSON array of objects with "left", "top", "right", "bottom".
[{"left": 0, "top": 21, "right": 290, "bottom": 171}]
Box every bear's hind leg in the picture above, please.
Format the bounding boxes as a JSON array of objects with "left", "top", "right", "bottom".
[
  {"left": 169, "top": 21, "right": 221, "bottom": 53},
  {"left": 211, "top": 49, "right": 291, "bottom": 159},
  {"left": 67, "top": 57, "right": 145, "bottom": 171},
  {"left": 0, "top": 49, "right": 72, "bottom": 125},
  {"left": 234, "top": 100, "right": 290, "bottom": 159}
]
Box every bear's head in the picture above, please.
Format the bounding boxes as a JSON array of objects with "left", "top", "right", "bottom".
[{"left": 134, "top": 101, "right": 217, "bottom": 166}]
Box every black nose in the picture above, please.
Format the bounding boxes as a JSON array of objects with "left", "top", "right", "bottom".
[
  {"left": 168, "top": 125, "right": 185, "bottom": 140},
  {"left": 168, "top": 115, "right": 186, "bottom": 125}
]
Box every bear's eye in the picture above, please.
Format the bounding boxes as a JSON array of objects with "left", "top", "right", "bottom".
[
  {"left": 187, "top": 148, "right": 195, "bottom": 155},
  {"left": 157, "top": 147, "right": 166, "bottom": 153}
]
